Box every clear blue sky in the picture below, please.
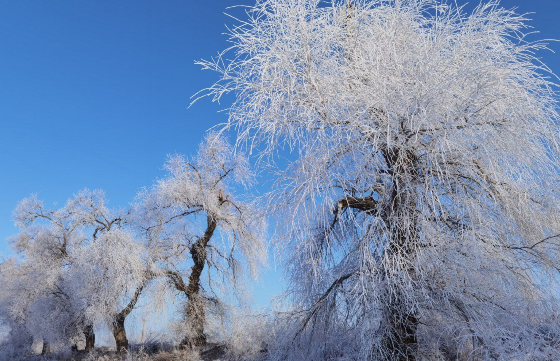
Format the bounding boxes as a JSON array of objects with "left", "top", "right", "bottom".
[{"left": 0, "top": 0, "right": 559, "bottom": 311}]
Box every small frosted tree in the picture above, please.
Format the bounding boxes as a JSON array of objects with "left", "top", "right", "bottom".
[
  {"left": 136, "top": 133, "right": 266, "bottom": 349},
  {"left": 63, "top": 190, "right": 152, "bottom": 352},
  {"left": 1, "top": 194, "right": 97, "bottom": 353},
  {"left": 200, "top": 0, "right": 560, "bottom": 359},
  {"left": 72, "top": 228, "right": 150, "bottom": 352}
]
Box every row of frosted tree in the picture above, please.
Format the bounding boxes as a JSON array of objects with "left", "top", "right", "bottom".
[
  {"left": 3, "top": 0, "right": 560, "bottom": 360},
  {"left": 0, "top": 134, "right": 266, "bottom": 358}
]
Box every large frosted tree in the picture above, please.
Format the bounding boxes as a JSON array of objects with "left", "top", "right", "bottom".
[{"left": 200, "top": 0, "right": 560, "bottom": 359}]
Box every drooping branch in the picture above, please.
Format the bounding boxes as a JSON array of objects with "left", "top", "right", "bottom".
[
  {"left": 294, "top": 272, "right": 354, "bottom": 340},
  {"left": 509, "top": 234, "right": 560, "bottom": 251},
  {"left": 165, "top": 269, "right": 189, "bottom": 294}
]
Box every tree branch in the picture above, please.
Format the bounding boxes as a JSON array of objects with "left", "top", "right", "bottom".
[{"left": 294, "top": 272, "right": 354, "bottom": 340}]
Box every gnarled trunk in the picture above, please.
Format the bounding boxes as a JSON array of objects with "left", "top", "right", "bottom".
[
  {"left": 113, "top": 314, "right": 128, "bottom": 352},
  {"left": 112, "top": 284, "right": 145, "bottom": 352},
  {"left": 180, "top": 215, "right": 217, "bottom": 349}
]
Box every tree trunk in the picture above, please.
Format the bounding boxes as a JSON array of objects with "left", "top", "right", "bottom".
[
  {"left": 180, "top": 215, "right": 217, "bottom": 349},
  {"left": 381, "top": 148, "right": 420, "bottom": 360},
  {"left": 335, "top": 165, "right": 420, "bottom": 361},
  {"left": 84, "top": 324, "right": 95, "bottom": 352},
  {"left": 113, "top": 314, "right": 128, "bottom": 352},
  {"left": 112, "top": 284, "right": 145, "bottom": 352},
  {"left": 382, "top": 237, "right": 419, "bottom": 361}
]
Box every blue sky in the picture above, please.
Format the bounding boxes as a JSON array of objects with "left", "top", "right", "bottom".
[{"left": 0, "top": 0, "right": 560, "bottom": 312}]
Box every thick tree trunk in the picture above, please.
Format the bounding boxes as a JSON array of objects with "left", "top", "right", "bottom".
[
  {"left": 383, "top": 236, "right": 419, "bottom": 361},
  {"left": 337, "top": 184, "right": 420, "bottom": 360},
  {"left": 113, "top": 314, "right": 128, "bottom": 352},
  {"left": 180, "top": 215, "right": 217, "bottom": 349},
  {"left": 381, "top": 148, "right": 420, "bottom": 360},
  {"left": 84, "top": 324, "right": 95, "bottom": 352},
  {"left": 112, "top": 284, "right": 145, "bottom": 352},
  {"left": 332, "top": 188, "right": 420, "bottom": 361}
]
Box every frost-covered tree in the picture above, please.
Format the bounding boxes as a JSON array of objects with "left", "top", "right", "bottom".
[
  {"left": 0, "top": 194, "right": 97, "bottom": 354},
  {"left": 0, "top": 258, "right": 55, "bottom": 357},
  {"left": 0, "top": 190, "right": 150, "bottom": 354},
  {"left": 71, "top": 222, "right": 150, "bottom": 351},
  {"left": 136, "top": 133, "right": 266, "bottom": 349},
  {"left": 62, "top": 190, "right": 152, "bottom": 352},
  {"left": 200, "top": 0, "right": 560, "bottom": 359}
]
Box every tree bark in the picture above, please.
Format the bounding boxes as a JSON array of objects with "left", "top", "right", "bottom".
[
  {"left": 180, "top": 215, "right": 217, "bottom": 349},
  {"left": 113, "top": 314, "right": 128, "bottom": 352},
  {"left": 381, "top": 148, "right": 420, "bottom": 361},
  {"left": 84, "top": 324, "right": 95, "bottom": 352},
  {"left": 112, "top": 284, "right": 145, "bottom": 352}
]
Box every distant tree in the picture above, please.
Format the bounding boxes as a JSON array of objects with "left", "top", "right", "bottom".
[
  {"left": 0, "top": 257, "right": 68, "bottom": 356},
  {"left": 136, "top": 133, "right": 266, "bottom": 349},
  {"left": 67, "top": 190, "right": 151, "bottom": 352},
  {"left": 0, "top": 276, "right": 35, "bottom": 359},
  {"left": 0, "top": 190, "right": 150, "bottom": 354},
  {"left": 73, "top": 228, "right": 149, "bottom": 352},
  {"left": 1, "top": 194, "right": 96, "bottom": 353},
  {"left": 200, "top": 0, "right": 560, "bottom": 359}
]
